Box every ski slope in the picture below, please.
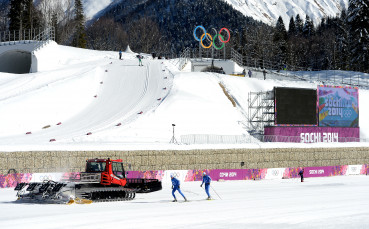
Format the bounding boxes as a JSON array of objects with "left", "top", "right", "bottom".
[
  {"left": 0, "top": 42, "right": 171, "bottom": 147},
  {"left": 1, "top": 176, "right": 368, "bottom": 228},
  {"left": 1, "top": 42, "right": 369, "bottom": 150}
]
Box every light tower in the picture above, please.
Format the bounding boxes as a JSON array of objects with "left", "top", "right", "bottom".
[{"left": 169, "top": 124, "right": 178, "bottom": 144}]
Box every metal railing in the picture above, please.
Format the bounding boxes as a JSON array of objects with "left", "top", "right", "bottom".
[
  {"left": 0, "top": 29, "right": 38, "bottom": 45},
  {"left": 32, "top": 27, "right": 55, "bottom": 52},
  {"left": 178, "top": 47, "right": 191, "bottom": 70},
  {"left": 231, "top": 48, "right": 243, "bottom": 67},
  {"left": 181, "top": 134, "right": 367, "bottom": 145},
  {"left": 181, "top": 134, "right": 256, "bottom": 144},
  {"left": 280, "top": 69, "right": 369, "bottom": 89},
  {"left": 0, "top": 27, "right": 55, "bottom": 52},
  {"left": 226, "top": 48, "right": 369, "bottom": 89}
]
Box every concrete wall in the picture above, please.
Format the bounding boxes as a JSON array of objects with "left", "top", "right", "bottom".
[
  {"left": 191, "top": 60, "right": 242, "bottom": 74},
  {"left": 1, "top": 147, "right": 369, "bottom": 175}
]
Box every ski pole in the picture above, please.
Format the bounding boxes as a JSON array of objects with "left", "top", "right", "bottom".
[{"left": 210, "top": 185, "right": 222, "bottom": 200}]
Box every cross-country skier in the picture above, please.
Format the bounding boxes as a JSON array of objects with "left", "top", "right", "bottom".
[
  {"left": 137, "top": 54, "right": 143, "bottom": 66},
  {"left": 263, "top": 69, "right": 267, "bottom": 80},
  {"left": 119, "top": 50, "right": 122, "bottom": 60},
  {"left": 299, "top": 169, "right": 304, "bottom": 182},
  {"left": 171, "top": 174, "right": 187, "bottom": 202},
  {"left": 200, "top": 172, "right": 212, "bottom": 200}
]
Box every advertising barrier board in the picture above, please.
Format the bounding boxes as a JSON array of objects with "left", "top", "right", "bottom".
[
  {"left": 346, "top": 165, "right": 362, "bottom": 175},
  {"left": 264, "top": 126, "right": 359, "bottom": 143},
  {"left": 1, "top": 165, "right": 367, "bottom": 188},
  {"left": 265, "top": 168, "right": 285, "bottom": 180}
]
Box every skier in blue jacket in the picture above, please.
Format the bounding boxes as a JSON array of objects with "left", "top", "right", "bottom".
[
  {"left": 200, "top": 172, "right": 212, "bottom": 200},
  {"left": 171, "top": 174, "right": 187, "bottom": 202},
  {"left": 137, "top": 54, "right": 143, "bottom": 66},
  {"left": 299, "top": 169, "right": 304, "bottom": 182}
]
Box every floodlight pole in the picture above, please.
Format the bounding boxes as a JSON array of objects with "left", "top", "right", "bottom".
[{"left": 169, "top": 124, "right": 178, "bottom": 144}]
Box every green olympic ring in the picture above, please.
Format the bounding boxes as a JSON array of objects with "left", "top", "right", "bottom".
[{"left": 213, "top": 34, "right": 225, "bottom": 50}]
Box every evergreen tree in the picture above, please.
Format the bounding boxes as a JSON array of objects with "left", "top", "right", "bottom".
[
  {"left": 73, "top": 0, "right": 87, "bottom": 48},
  {"left": 348, "top": 0, "right": 369, "bottom": 72},
  {"left": 303, "top": 15, "right": 315, "bottom": 37},
  {"left": 8, "top": 0, "right": 40, "bottom": 31},
  {"left": 316, "top": 18, "right": 326, "bottom": 36},
  {"left": 23, "top": 0, "right": 41, "bottom": 31},
  {"left": 8, "top": 0, "right": 23, "bottom": 31},
  {"left": 288, "top": 16, "right": 296, "bottom": 37},
  {"left": 336, "top": 10, "right": 350, "bottom": 70},
  {"left": 274, "top": 16, "right": 287, "bottom": 41},
  {"left": 273, "top": 16, "right": 288, "bottom": 66},
  {"left": 295, "top": 14, "right": 304, "bottom": 36},
  {"left": 0, "top": 1, "right": 9, "bottom": 30}
]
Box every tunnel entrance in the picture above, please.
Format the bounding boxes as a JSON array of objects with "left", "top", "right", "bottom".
[{"left": 0, "top": 50, "right": 32, "bottom": 74}]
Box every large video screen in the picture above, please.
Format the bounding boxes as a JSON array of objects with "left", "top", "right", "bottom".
[
  {"left": 275, "top": 87, "right": 317, "bottom": 125},
  {"left": 318, "top": 86, "right": 359, "bottom": 127}
]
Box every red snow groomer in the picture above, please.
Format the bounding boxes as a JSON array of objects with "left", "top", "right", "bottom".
[{"left": 14, "top": 158, "right": 162, "bottom": 204}]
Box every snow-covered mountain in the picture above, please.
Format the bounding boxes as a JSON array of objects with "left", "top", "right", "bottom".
[
  {"left": 223, "top": 0, "right": 349, "bottom": 27},
  {"left": 80, "top": 0, "right": 349, "bottom": 27},
  {"left": 0, "top": 0, "right": 349, "bottom": 28},
  {"left": 81, "top": 0, "right": 117, "bottom": 20}
]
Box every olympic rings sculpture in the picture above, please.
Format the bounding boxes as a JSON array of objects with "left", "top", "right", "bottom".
[{"left": 193, "top": 25, "right": 231, "bottom": 50}]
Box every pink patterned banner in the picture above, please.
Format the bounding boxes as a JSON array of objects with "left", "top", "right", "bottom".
[
  {"left": 126, "top": 170, "right": 165, "bottom": 180},
  {"left": 283, "top": 165, "right": 348, "bottom": 178},
  {"left": 283, "top": 167, "right": 303, "bottom": 179},
  {"left": 361, "top": 165, "right": 369, "bottom": 175},
  {"left": 185, "top": 170, "right": 210, "bottom": 181},
  {"left": 303, "top": 166, "right": 347, "bottom": 178},
  {"left": 184, "top": 169, "right": 268, "bottom": 181},
  {"left": 0, "top": 173, "right": 32, "bottom": 188}
]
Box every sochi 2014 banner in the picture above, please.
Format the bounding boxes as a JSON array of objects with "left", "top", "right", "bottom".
[
  {"left": 318, "top": 85, "right": 359, "bottom": 127},
  {"left": 264, "top": 126, "right": 359, "bottom": 143}
]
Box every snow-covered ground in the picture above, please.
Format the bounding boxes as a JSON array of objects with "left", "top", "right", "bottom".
[
  {"left": 1, "top": 176, "right": 368, "bottom": 228},
  {"left": 0, "top": 42, "right": 368, "bottom": 151}
]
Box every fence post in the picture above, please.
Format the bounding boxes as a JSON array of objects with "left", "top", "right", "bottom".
[
  {"left": 224, "top": 45, "right": 226, "bottom": 60},
  {"left": 358, "top": 73, "right": 360, "bottom": 86}
]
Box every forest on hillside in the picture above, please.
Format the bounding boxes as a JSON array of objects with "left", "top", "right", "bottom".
[{"left": 0, "top": 0, "right": 368, "bottom": 72}]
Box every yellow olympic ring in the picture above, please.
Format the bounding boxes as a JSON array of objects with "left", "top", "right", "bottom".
[{"left": 200, "top": 33, "right": 213, "bottom": 49}]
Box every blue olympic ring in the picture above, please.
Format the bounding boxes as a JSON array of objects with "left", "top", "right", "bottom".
[{"left": 193, "top": 25, "right": 207, "bottom": 42}]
